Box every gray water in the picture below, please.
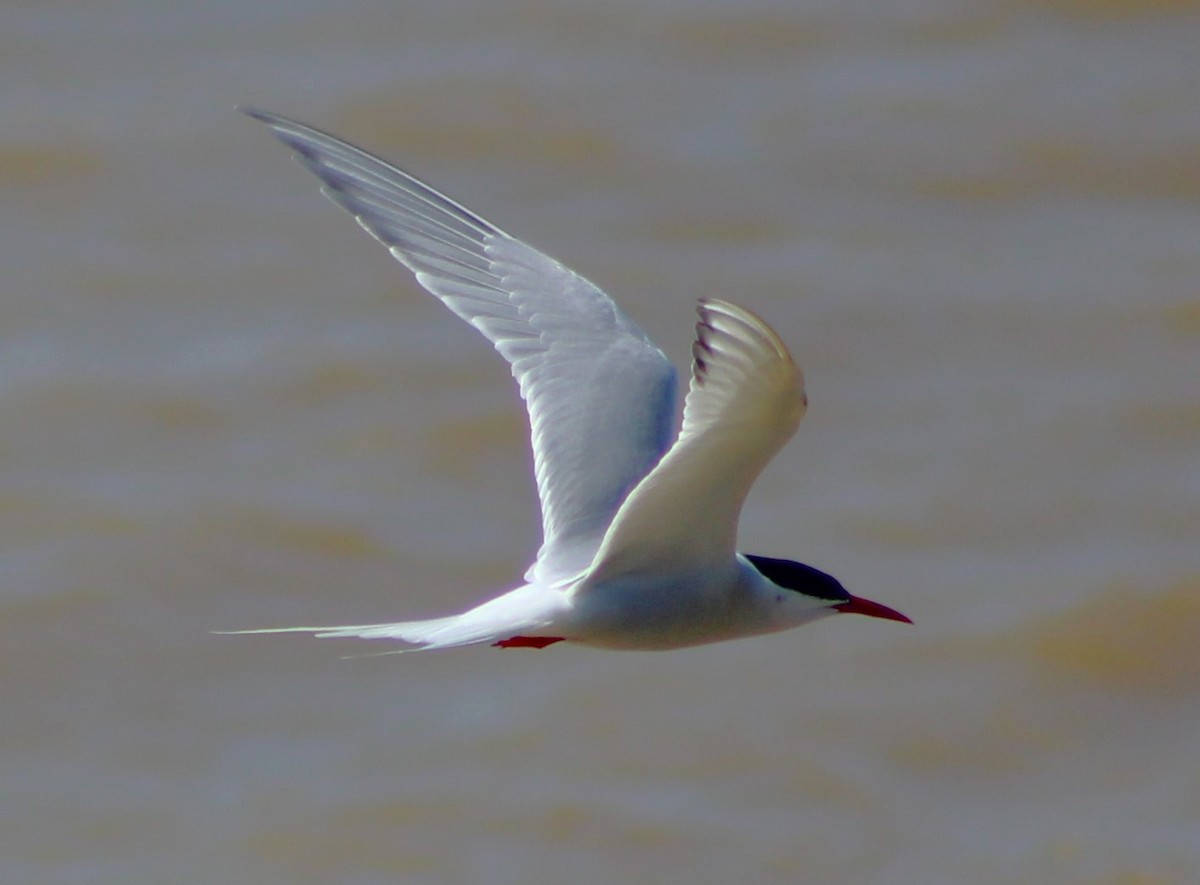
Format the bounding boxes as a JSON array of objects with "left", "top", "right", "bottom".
[{"left": 2, "top": 1, "right": 1199, "bottom": 882}]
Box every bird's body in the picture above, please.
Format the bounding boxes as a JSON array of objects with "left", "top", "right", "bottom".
[
  {"left": 544, "top": 555, "right": 838, "bottom": 651},
  {"left": 228, "top": 109, "right": 910, "bottom": 653},
  {"left": 285, "top": 555, "right": 843, "bottom": 652}
]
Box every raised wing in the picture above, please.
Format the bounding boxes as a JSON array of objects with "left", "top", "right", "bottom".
[
  {"left": 585, "top": 299, "right": 805, "bottom": 582},
  {"left": 244, "top": 109, "right": 676, "bottom": 584}
]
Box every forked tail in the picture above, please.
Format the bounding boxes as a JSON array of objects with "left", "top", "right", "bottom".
[
  {"left": 217, "top": 585, "right": 566, "bottom": 651},
  {"left": 215, "top": 615, "right": 485, "bottom": 651}
]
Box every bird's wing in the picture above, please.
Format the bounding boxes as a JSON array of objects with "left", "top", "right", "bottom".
[
  {"left": 585, "top": 299, "right": 805, "bottom": 583},
  {"left": 245, "top": 109, "right": 676, "bottom": 585}
]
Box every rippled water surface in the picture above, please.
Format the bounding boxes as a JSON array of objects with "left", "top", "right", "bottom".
[{"left": 3, "top": 1, "right": 1199, "bottom": 882}]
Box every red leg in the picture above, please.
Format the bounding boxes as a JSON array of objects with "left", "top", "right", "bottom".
[{"left": 492, "top": 636, "right": 565, "bottom": 649}]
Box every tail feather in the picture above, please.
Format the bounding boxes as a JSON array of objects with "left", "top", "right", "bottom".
[
  {"left": 215, "top": 614, "right": 489, "bottom": 650},
  {"left": 217, "top": 584, "right": 566, "bottom": 652}
]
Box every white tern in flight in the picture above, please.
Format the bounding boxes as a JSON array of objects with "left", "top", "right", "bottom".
[{"left": 226, "top": 109, "right": 910, "bottom": 653}]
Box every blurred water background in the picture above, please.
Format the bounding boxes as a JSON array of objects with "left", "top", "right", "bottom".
[{"left": 2, "top": 0, "right": 1199, "bottom": 882}]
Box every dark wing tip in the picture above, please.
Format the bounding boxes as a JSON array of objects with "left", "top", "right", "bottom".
[{"left": 237, "top": 105, "right": 280, "bottom": 125}]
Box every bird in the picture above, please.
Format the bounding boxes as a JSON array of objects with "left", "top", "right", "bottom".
[{"left": 225, "top": 108, "right": 910, "bottom": 653}]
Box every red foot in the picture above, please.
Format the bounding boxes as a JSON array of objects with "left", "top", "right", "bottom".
[{"left": 493, "top": 636, "right": 565, "bottom": 649}]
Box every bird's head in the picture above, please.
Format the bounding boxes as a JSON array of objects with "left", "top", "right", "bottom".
[{"left": 745, "top": 555, "right": 911, "bottom": 624}]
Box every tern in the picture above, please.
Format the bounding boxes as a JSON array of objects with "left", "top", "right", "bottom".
[{"left": 228, "top": 108, "right": 910, "bottom": 652}]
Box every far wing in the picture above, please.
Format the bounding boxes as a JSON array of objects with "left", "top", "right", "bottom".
[
  {"left": 245, "top": 109, "right": 677, "bottom": 584},
  {"left": 586, "top": 299, "right": 805, "bottom": 582}
]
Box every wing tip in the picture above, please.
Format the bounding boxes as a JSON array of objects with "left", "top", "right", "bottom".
[
  {"left": 696, "top": 298, "right": 791, "bottom": 353},
  {"left": 237, "top": 106, "right": 295, "bottom": 131},
  {"left": 687, "top": 298, "right": 806, "bottom": 420},
  {"left": 692, "top": 298, "right": 797, "bottom": 374}
]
